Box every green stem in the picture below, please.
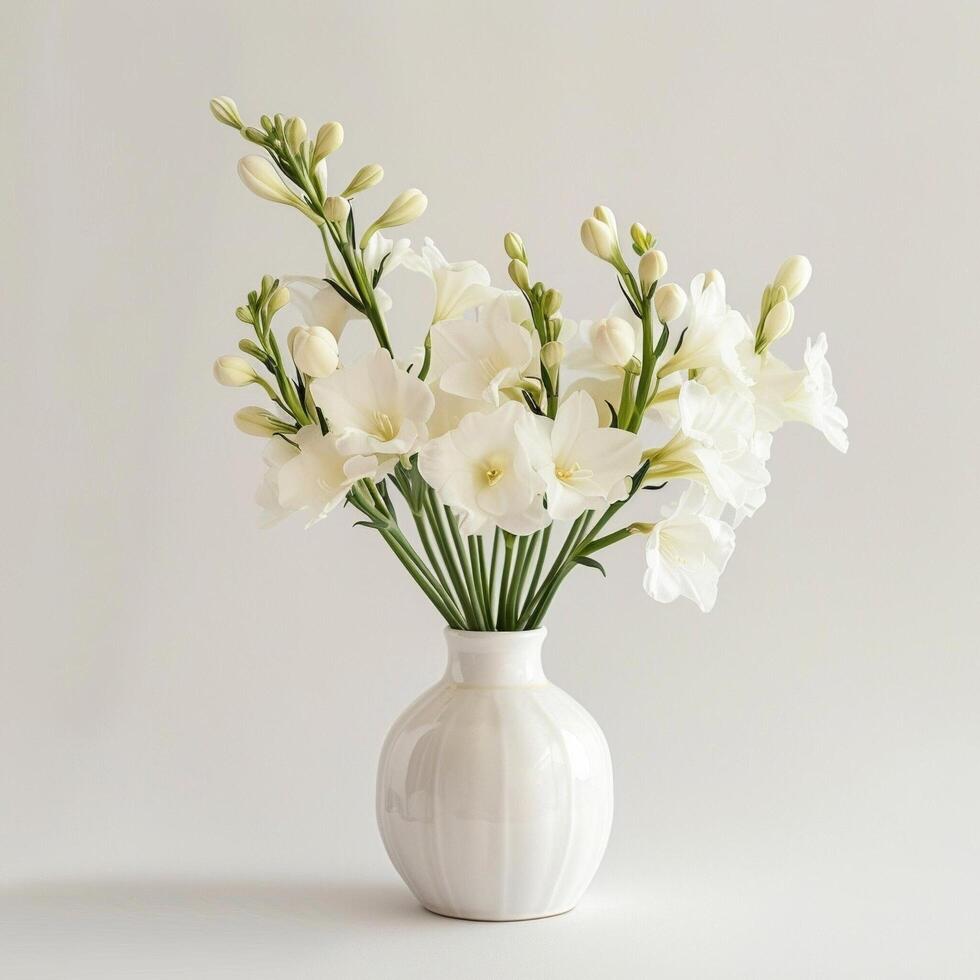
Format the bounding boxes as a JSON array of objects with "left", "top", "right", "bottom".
[
  {"left": 521, "top": 525, "right": 551, "bottom": 621},
  {"left": 488, "top": 528, "right": 502, "bottom": 627},
  {"left": 424, "top": 492, "right": 478, "bottom": 627},
  {"left": 445, "top": 506, "right": 485, "bottom": 629},
  {"left": 497, "top": 537, "right": 514, "bottom": 629}
]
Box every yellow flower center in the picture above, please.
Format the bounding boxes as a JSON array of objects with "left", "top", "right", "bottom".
[
  {"left": 485, "top": 467, "right": 503, "bottom": 486},
  {"left": 372, "top": 411, "right": 396, "bottom": 441},
  {"left": 554, "top": 461, "right": 592, "bottom": 484}
]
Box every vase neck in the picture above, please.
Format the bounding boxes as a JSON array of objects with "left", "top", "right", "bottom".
[{"left": 443, "top": 629, "right": 548, "bottom": 686}]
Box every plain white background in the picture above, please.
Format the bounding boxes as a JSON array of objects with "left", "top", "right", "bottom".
[{"left": 2, "top": 1, "right": 978, "bottom": 976}]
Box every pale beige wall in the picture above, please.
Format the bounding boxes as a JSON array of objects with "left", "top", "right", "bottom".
[{"left": 2, "top": 0, "right": 978, "bottom": 971}]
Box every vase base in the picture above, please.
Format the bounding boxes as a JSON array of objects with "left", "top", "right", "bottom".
[{"left": 421, "top": 903, "right": 576, "bottom": 922}]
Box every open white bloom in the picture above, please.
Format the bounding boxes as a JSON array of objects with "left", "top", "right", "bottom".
[
  {"left": 643, "top": 485, "right": 736, "bottom": 612},
  {"left": 656, "top": 274, "right": 750, "bottom": 382},
  {"left": 520, "top": 391, "right": 642, "bottom": 520},
  {"left": 312, "top": 349, "right": 434, "bottom": 462},
  {"left": 256, "top": 436, "right": 300, "bottom": 528},
  {"left": 427, "top": 385, "right": 493, "bottom": 439},
  {"left": 276, "top": 426, "right": 378, "bottom": 527},
  {"left": 750, "top": 334, "right": 848, "bottom": 452},
  {"left": 728, "top": 431, "right": 773, "bottom": 526},
  {"left": 431, "top": 296, "right": 534, "bottom": 405},
  {"left": 418, "top": 401, "right": 547, "bottom": 535},
  {"left": 403, "top": 238, "right": 499, "bottom": 323},
  {"left": 648, "top": 381, "right": 769, "bottom": 510}
]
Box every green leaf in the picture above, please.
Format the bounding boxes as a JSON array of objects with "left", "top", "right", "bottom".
[
  {"left": 604, "top": 399, "right": 619, "bottom": 428},
  {"left": 352, "top": 520, "right": 384, "bottom": 531},
  {"left": 325, "top": 278, "right": 362, "bottom": 310},
  {"left": 574, "top": 555, "right": 606, "bottom": 577}
]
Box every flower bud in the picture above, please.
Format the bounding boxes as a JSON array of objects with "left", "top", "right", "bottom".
[
  {"left": 630, "top": 222, "right": 653, "bottom": 254},
  {"left": 704, "top": 268, "right": 726, "bottom": 294},
  {"left": 592, "top": 316, "right": 635, "bottom": 367},
  {"left": 761, "top": 299, "right": 795, "bottom": 346},
  {"left": 288, "top": 324, "right": 340, "bottom": 378},
  {"left": 593, "top": 205, "right": 618, "bottom": 238},
  {"left": 285, "top": 116, "right": 307, "bottom": 153},
  {"left": 209, "top": 96, "right": 243, "bottom": 129},
  {"left": 237, "top": 156, "right": 323, "bottom": 223},
  {"left": 540, "top": 340, "right": 565, "bottom": 373},
  {"left": 638, "top": 249, "right": 668, "bottom": 290},
  {"left": 267, "top": 286, "right": 290, "bottom": 315},
  {"left": 323, "top": 195, "right": 351, "bottom": 224},
  {"left": 653, "top": 283, "right": 687, "bottom": 323},
  {"left": 503, "top": 232, "right": 526, "bottom": 262},
  {"left": 313, "top": 121, "right": 344, "bottom": 163},
  {"left": 235, "top": 305, "right": 254, "bottom": 324},
  {"left": 508, "top": 259, "right": 530, "bottom": 291},
  {"left": 213, "top": 355, "right": 259, "bottom": 387},
  {"left": 772, "top": 255, "right": 812, "bottom": 299},
  {"left": 543, "top": 288, "right": 562, "bottom": 317},
  {"left": 242, "top": 127, "right": 268, "bottom": 146},
  {"left": 360, "top": 188, "right": 427, "bottom": 247},
  {"left": 341, "top": 164, "right": 384, "bottom": 197},
  {"left": 234, "top": 406, "right": 292, "bottom": 437},
  {"left": 580, "top": 217, "right": 616, "bottom": 261}
]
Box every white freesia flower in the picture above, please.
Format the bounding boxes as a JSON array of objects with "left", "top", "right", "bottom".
[
  {"left": 750, "top": 333, "right": 848, "bottom": 452},
  {"left": 403, "top": 237, "right": 499, "bottom": 323},
  {"left": 431, "top": 296, "right": 534, "bottom": 405},
  {"left": 642, "top": 485, "right": 736, "bottom": 612},
  {"left": 728, "top": 431, "right": 773, "bottom": 526},
  {"left": 256, "top": 436, "right": 300, "bottom": 528},
  {"left": 312, "top": 349, "right": 434, "bottom": 463},
  {"left": 656, "top": 274, "right": 750, "bottom": 382},
  {"left": 648, "top": 381, "right": 769, "bottom": 510},
  {"left": 418, "top": 401, "right": 547, "bottom": 535},
  {"left": 276, "top": 426, "right": 378, "bottom": 527},
  {"left": 520, "top": 391, "right": 642, "bottom": 520}
]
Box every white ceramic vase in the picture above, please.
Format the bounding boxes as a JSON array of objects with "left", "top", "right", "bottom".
[{"left": 376, "top": 628, "right": 613, "bottom": 921}]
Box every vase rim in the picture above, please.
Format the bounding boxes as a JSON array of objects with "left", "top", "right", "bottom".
[{"left": 444, "top": 627, "right": 547, "bottom": 639}]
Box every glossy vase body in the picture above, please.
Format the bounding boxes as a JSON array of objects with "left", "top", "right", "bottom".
[{"left": 376, "top": 628, "right": 613, "bottom": 921}]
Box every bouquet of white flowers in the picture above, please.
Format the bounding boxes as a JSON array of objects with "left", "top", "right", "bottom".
[{"left": 210, "top": 97, "right": 848, "bottom": 629}]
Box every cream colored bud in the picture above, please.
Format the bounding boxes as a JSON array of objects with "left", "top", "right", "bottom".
[
  {"left": 630, "top": 222, "right": 653, "bottom": 253},
  {"left": 237, "top": 156, "right": 323, "bottom": 223},
  {"left": 213, "top": 355, "right": 259, "bottom": 387},
  {"left": 580, "top": 217, "right": 616, "bottom": 261},
  {"left": 341, "top": 164, "right": 384, "bottom": 197},
  {"left": 592, "top": 316, "right": 636, "bottom": 367},
  {"left": 508, "top": 259, "right": 530, "bottom": 291},
  {"left": 360, "top": 188, "right": 427, "bottom": 247},
  {"left": 323, "top": 195, "right": 351, "bottom": 224},
  {"left": 235, "top": 305, "right": 254, "bottom": 324},
  {"left": 773, "top": 255, "right": 812, "bottom": 299},
  {"left": 704, "top": 268, "right": 726, "bottom": 293},
  {"left": 285, "top": 116, "right": 307, "bottom": 153},
  {"left": 267, "top": 286, "right": 290, "bottom": 315},
  {"left": 234, "top": 406, "right": 292, "bottom": 437},
  {"left": 504, "top": 232, "right": 526, "bottom": 262},
  {"left": 653, "top": 283, "right": 687, "bottom": 323},
  {"left": 638, "top": 249, "right": 668, "bottom": 289},
  {"left": 593, "top": 205, "right": 618, "bottom": 238},
  {"left": 313, "top": 121, "right": 344, "bottom": 163},
  {"left": 761, "top": 299, "right": 795, "bottom": 346},
  {"left": 288, "top": 324, "right": 340, "bottom": 378},
  {"left": 209, "top": 96, "right": 243, "bottom": 129},
  {"left": 540, "top": 340, "right": 565, "bottom": 373}
]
